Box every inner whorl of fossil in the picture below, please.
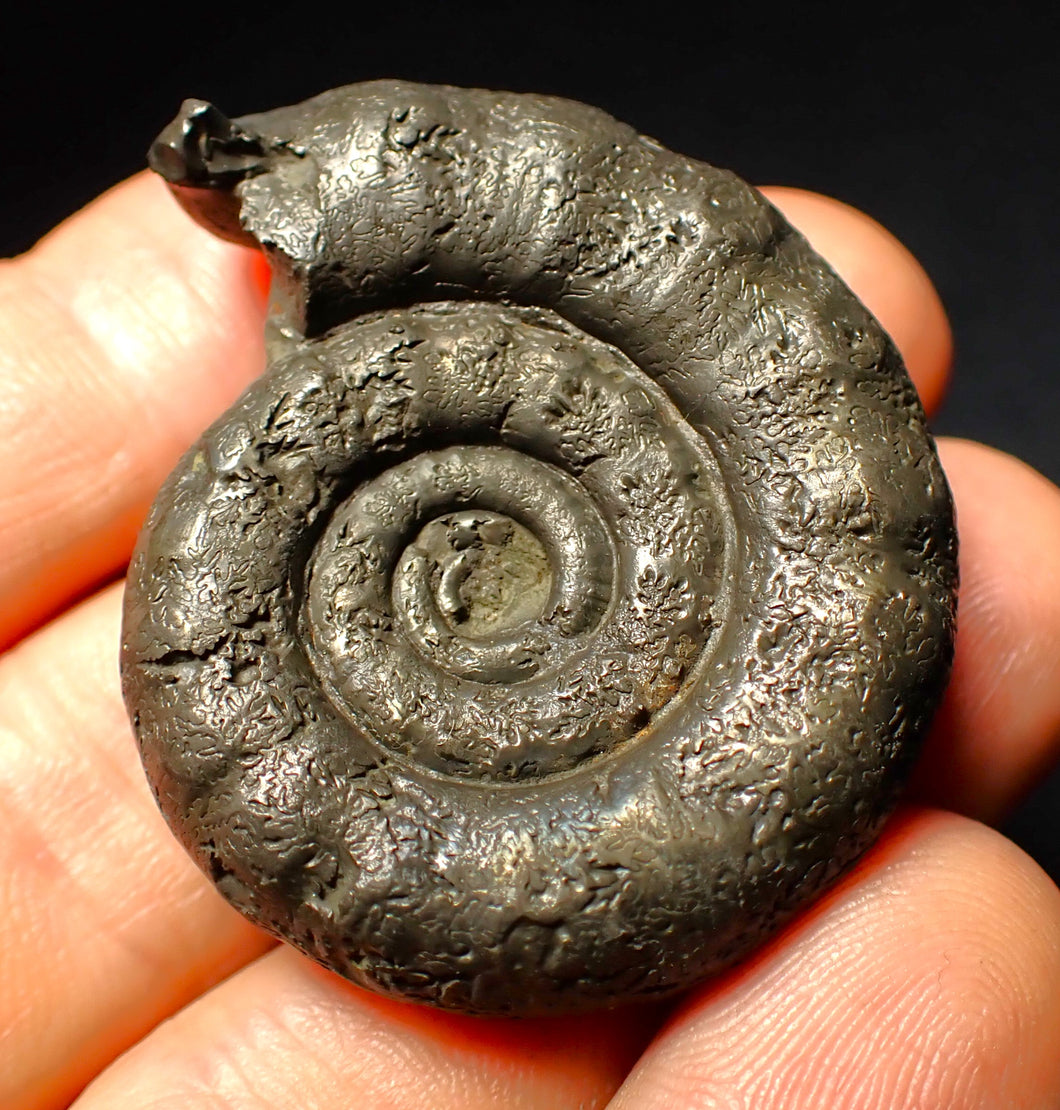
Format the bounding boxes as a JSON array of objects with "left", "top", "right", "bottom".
[
  {"left": 413, "top": 511, "right": 552, "bottom": 639},
  {"left": 300, "top": 302, "right": 729, "bottom": 780}
]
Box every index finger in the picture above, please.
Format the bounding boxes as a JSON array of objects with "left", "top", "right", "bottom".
[
  {"left": 0, "top": 173, "right": 267, "bottom": 651},
  {"left": 0, "top": 178, "right": 952, "bottom": 652}
]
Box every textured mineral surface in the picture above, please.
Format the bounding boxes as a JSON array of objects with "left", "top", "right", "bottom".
[{"left": 123, "top": 82, "right": 957, "bottom": 1014}]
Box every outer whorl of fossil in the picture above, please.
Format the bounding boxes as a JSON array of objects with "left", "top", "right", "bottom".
[{"left": 123, "top": 81, "right": 958, "bottom": 1015}]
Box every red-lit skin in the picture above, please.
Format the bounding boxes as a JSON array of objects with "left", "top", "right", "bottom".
[{"left": 3, "top": 174, "right": 1060, "bottom": 1110}]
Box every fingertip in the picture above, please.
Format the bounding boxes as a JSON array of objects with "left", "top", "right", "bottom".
[
  {"left": 912, "top": 438, "right": 1060, "bottom": 820},
  {"left": 0, "top": 172, "right": 268, "bottom": 648},
  {"left": 28, "top": 171, "right": 269, "bottom": 327},
  {"left": 760, "top": 186, "right": 952, "bottom": 416}
]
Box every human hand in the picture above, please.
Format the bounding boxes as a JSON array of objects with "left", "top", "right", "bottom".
[{"left": 3, "top": 174, "right": 1060, "bottom": 1110}]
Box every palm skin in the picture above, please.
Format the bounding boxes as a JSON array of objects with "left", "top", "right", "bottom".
[{"left": 3, "top": 174, "right": 1060, "bottom": 1110}]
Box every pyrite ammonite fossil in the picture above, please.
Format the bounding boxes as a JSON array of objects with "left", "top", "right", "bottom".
[{"left": 122, "top": 81, "right": 958, "bottom": 1015}]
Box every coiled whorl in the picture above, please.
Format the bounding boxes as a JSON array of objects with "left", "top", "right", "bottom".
[{"left": 124, "top": 81, "right": 957, "bottom": 1014}]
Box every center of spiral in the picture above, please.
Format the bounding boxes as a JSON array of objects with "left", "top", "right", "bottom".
[
  {"left": 301, "top": 302, "right": 730, "bottom": 782},
  {"left": 410, "top": 511, "right": 552, "bottom": 639}
]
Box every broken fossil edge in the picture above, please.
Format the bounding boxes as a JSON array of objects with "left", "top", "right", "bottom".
[{"left": 122, "top": 81, "right": 957, "bottom": 1015}]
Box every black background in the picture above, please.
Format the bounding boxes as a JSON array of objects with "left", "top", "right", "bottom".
[{"left": 3, "top": 6, "right": 1057, "bottom": 872}]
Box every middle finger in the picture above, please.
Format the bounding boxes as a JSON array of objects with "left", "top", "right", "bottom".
[
  {"left": 71, "top": 946, "right": 653, "bottom": 1110},
  {"left": 0, "top": 586, "right": 272, "bottom": 1110},
  {"left": 608, "top": 810, "right": 1060, "bottom": 1110}
]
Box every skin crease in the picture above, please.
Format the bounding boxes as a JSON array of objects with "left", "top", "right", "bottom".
[{"left": 1, "top": 174, "right": 1060, "bottom": 1109}]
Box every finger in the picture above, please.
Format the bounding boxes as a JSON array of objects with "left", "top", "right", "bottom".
[
  {"left": 909, "top": 439, "right": 1060, "bottom": 821},
  {"left": 608, "top": 809, "right": 1060, "bottom": 1110},
  {"left": 0, "top": 172, "right": 267, "bottom": 651},
  {"left": 0, "top": 180, "right": 947, "bottom": 654},
  {"left": 72, "top": 946, "right": 653, "bottom": 1110},
  {"left": 761, "top": 186, "right": 952, "bottom": 415},
  {"left": 0, "top": 584, "right": 273, "bottom": 1110}
]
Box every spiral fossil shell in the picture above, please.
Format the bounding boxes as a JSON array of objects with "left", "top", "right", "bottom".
[{"left": 123, "top": 82, "right": 957, "bottom": 1014}]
